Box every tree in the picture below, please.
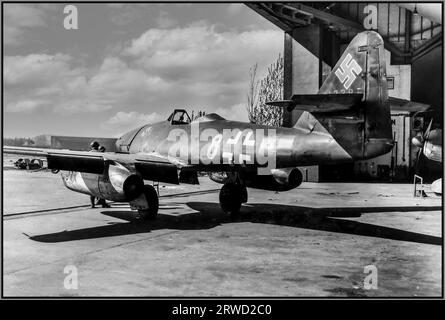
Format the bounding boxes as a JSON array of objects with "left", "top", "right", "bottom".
[
  {"left": 246, "top": 54, "right": 284, "bottom": 127},
  {"left": 246, "top": 63, "right": 260, "bottom": 123},
  {"left": 3, "top": 137, "right": 34, "bottom": 147}
]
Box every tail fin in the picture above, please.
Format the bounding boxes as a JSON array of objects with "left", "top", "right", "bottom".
[
  {"left": 317, "top": 31, "right": 393, "bottom": 159},
  {"left": 320, "top": 30, "right": 392, "bottom": 146},
  {"left": 266, "top": 31, "right": 393, "bottom": 160},
  {"left": 318, "top": 32, "right": 368, "bottom": 95}
]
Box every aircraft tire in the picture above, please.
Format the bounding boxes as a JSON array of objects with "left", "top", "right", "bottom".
[
  {"left": 138, "top": 185, "right": 159, "bottom": 220},
  {"left": 219, "top": 183, "right": 243, "bottom": 215},
  {"left": 241, "top": 185, "right": 248, "bottom": 203}
]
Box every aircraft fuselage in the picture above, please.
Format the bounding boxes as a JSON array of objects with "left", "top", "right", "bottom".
[{"left": 115, "top": 116, "right": 390, "bottom": 172}]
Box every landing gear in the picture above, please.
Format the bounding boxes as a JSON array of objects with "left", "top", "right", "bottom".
[
  {"left": 137, "top": 185, "right": 159, "bottom": 220},
  {"left": 219, "top": 183, "right": 247, "bottom": 218}
]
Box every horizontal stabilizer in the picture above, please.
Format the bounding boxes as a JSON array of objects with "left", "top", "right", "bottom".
[
  {"left": 388, "top": 97, "right": 430, "bottom": 113},
  {"left": 266, "top": 93, "right": 363, "bottom": 112}
]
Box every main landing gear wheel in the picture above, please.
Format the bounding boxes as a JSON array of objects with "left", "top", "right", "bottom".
[
  {"left": 219, "top": 183, "right": 247, "bottom": 218},
  {"left": 138, "top": 185, "right": 159, "bottom": 220}
]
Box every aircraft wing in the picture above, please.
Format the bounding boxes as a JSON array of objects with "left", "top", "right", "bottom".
[
  {"left": 266, "top": 93, "right": 363, "bottom": 112},
  {"left": 3, "top": 146, "right": 185, "bottom": 184}
]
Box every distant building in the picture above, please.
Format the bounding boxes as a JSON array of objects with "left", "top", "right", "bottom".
[{"left": 32, "top": 135, "right": 117, "bottom": 152}]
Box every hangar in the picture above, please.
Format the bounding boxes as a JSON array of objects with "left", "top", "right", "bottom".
[{"left": 247, "top": 2, "right": 442, "bottom": 182}]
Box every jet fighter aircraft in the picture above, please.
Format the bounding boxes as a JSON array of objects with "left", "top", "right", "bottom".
[
  {"left": 412, "top": 120, "right": 443, "bottom": 194},
  {"left": 4, "top": 31, "right": 394, "bottom": 219}
]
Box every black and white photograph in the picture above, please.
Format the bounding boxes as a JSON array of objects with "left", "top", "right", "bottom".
[{"left": 1, "top": 1, "right": 443, "bottom": 302}]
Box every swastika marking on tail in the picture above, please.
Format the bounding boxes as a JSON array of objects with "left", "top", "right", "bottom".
[{"left": 335, "top": 53, "right": 362, "bottom": 89}]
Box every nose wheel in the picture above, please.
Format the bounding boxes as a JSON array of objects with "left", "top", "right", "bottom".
[{"left": 219, "top": 183, "right": 248, "bottom": 217}]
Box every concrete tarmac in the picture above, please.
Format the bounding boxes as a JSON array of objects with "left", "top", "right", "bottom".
[{"left": 2, "top": 167, "right": 442, "bottom": 297}]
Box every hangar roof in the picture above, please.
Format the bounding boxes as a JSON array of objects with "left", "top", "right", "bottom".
[{"left": 247, "top": 2, "right": 442, "bottom": 64}]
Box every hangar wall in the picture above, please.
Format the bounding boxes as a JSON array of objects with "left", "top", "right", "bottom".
[
  {"left": 411, "top": 45, "right": 443, "bottom": 123},
  {"left": 291, "top": 40, "right": 318, "bottom": 94}
]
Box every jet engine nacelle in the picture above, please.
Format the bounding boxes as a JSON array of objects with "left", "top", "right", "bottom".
[
  {"left": 270, "top": 168, "right": 303, "bottom": 188},
  {"left": 244, "top": 168, "right": 303, "bottom": 191},
  {"left": 61, "top": 162, "right": 144, "bottom": 201},
  {"left": 209, "top": 168, "right": 303, "bottom": 192}
]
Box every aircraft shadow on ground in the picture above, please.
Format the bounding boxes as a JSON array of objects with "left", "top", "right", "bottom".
[{"left": 29, "top": 201, "right": 442, "bottom": 245}]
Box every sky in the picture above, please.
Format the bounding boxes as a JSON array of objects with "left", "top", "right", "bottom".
[{"left": 3, "top": 3, "right": 283, "bottom": 138}]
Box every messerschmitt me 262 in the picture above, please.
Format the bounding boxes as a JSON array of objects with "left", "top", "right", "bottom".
[{"left": 4, "top": 31, "right": 395, "bottom": 220}]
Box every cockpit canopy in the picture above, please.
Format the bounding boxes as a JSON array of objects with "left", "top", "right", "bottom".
[{"left": 167, "top": 109, "right": 191, "bottom": 125}]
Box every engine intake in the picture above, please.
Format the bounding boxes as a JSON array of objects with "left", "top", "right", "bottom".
[{"left": 108, "top": 162, "right": 144, "bottom": 201}]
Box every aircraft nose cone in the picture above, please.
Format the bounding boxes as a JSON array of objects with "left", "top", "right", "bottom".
[{"left": 412, "top": 135, "right": 424, "bottom": 148}]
